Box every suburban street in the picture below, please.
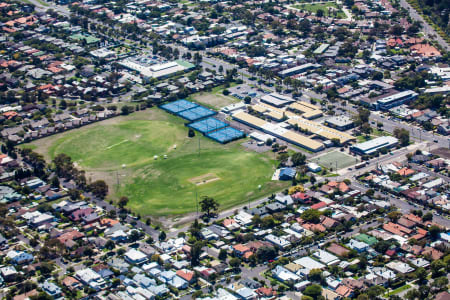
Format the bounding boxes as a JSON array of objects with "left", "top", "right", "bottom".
[{"left": 398, "top": 0, "right": 450, "bottom": 51}]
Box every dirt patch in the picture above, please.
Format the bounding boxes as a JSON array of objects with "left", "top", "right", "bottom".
[
  {"left": 431, "top": 147, "right": 450, "bottom": 159},
  {"left": 192, "top": 93, "right": 239, "bottom": 109},
  {"left": 188, "top": 173, "right": 220, "bottom": 185}
]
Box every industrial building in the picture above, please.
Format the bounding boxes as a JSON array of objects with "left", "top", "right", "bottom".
[
  {"left": 232, "top": 111, "right": 325, "bottom": 152},
  {"left": 350, "top": 136, "right": 399, "bottom": 155},
  {"left": 325, "top": 116, "right": 354, "bottom": 131}
]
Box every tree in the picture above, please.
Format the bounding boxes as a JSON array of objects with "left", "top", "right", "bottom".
[
  {"left": 189, "top": 219, "right": 202, "bottom": 240},
  {"left": 199, "top": 196, "right": 219, "bottom": 217},
  {"left": 308, "top": 269, "right": 323, "bottom": 282},
  {"left": 303, "top": 284, "right": 322, "bottom": 299},
  {"left": 415, "top": 267, "right": 427, "bottom": 283},
  {"left": 39, "top": 262, "right": 55, "bottom": 275},
  {"left": 393, "top": 128, "right": 410, "bottom": 146},
  {"left": 288, "top": 185, "right": 305, "bottom": 195},
  {"left": 316, "top": 9, "right": 324, "bottom": 17},
  {"left": 367, "top": 285, "right": 385, "bottom": 298},
  {"left": 68, "top": 189, "right": 81, "bottom": 200},
  {"left": 430, "top": 259, "right": 445, "bottom": 277},
  {"left": 121, "top": 105, "right": 131, "bottom": 115},
  {"left": 429, "top": 225, "right": 442, "bottom": 239},
  {"left": 218, "top": 249, "right": 227, "bottom": 261},
  {"left": 229, "top": 257, "right": 241, "bottom": 269},
  {"left": 431, "top": 276, "right": 448, "bottom": 291},
  {"left": 390, "top": 24, "right": 403, "bottom": 35},
  {"left": 188, "top": 128, "right": 195, "bottom": 138},
  {"left": 252, "top": 214, "right": 262, "bottom": 227},
  {"left": 256, "top": 246, "right": 277, "bottom": 262},
  {"left": 422, "top": 212, "right": 433, "bottom": 222},
  {"left": 53, "top": 153, "right": 74, "bottom": 178},
  {"left": 30, "top": 292, "right": 53, "bottom": 300},
  {"left": 118, "top": 196, "right": 129, "bottom": 209},
  {"left": 372, "top": 71, "right": 383, "bottom": 80},
  {"left": 374, "top": 240, "right": 396, "bottom": 254},
  {"left": 89, "top": 180, "right": 108, "bottom": 199},
  {"left": 291, "top": 152, "right": 306, "bottom": 166},
  {"left": 159, "top": 230, "right": 166, "bottom": 241},
  {"left": 387, "top": 211, "right": 402, "bottom": 222},
  {"left": 405, "top": 289, "right": 420, "bottom": 300},
  {"left": 355, "top": 108, "right": 370, "bottom": 125},
  {"left": 105, "top": 240, "right": 115, "bottom": 250},
  {"left": 191, "top": 241, "right": 203, "bottom": 266},
  {"left": 301, "top": 209, "right": 321, "bottom": 224},
  {"left": 50, "top": 176, "right": 60, "bottom": 188},
  {"left": 277, "top": 152, "right": 289, "bottom": 165}
]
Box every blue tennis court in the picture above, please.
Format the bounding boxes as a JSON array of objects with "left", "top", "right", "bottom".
[
  {"left": 160, "top": 99, "right": 198, "bottom": 114},
  {"left": 178, "top": 106, "right": 217, "bottom": 121},
  {"left": 207, "top": 127, "right": 245, "bottom": 143},
  {"left": 188, "top": 117, "right": 229, "bottom": 134}
]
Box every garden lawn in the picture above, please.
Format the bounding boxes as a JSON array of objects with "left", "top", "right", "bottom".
[
  {"left": 26, "top": 109, "right": 286, "bottom": 216},
  {"left": 292, "top": 2, "right": 345, "bottom": 18}
]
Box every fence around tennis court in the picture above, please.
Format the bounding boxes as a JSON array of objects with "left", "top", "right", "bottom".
[
  {"left": 188, "top": 117, "right": 229, "bottom": 134},
  {"left": 178, "top": 105, "right": 217, "bottom": 121},
  {"left": 206, "top": 127, "right": 245, "bottom": 143},
  {"left": 160, "top": 99, "right": 198, "bottom": 114},
  {"left": 160, "top": 99, "right": 245, "bottom": 143}
]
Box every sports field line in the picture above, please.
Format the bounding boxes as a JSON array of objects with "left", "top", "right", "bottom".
[{"left": 106, "top": 139, "right": 129, "bottom": 150}]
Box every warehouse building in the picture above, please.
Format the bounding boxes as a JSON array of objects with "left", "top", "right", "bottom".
[{"left": 350, "top": 136, "right": 398, "bottom": 155}]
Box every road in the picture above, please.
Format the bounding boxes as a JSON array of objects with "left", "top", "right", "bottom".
[
  {"left": 85, "top": 192, "right": 161, "bottom": 240},
  {"left": 24, "top": 0, "right": 450, "bottom": 148},
  {"left": 350, "top": 182, "right": 450, "bottom": 228},
  {"left": 409, "top": 163, "right": 450, "bottom": 182},
  {"left": 285, "top": 219, "right": 381, "bottom": 259},
  {"left": 398, "top": 0, "right": 450, "bottom": 51},
  {"left": 21, "top": 0, "right": 449, "bottom": 232}
]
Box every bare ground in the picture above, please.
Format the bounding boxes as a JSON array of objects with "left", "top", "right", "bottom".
[{"left": 192, "top": 93, "right": 239, "bottom": 109}]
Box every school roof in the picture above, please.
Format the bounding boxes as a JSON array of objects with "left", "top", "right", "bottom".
[
  {"left": 233, "top": 111, "right": 324, "bottom": 151},
  {"left": 260, "top": 93, "right": 295, "bottom": 107},
  {"left": 287, "top": 117, "right": 355, "bottom": 144},
  {"left": 351, "top": 136, "right": 398, "bottom": 154}
]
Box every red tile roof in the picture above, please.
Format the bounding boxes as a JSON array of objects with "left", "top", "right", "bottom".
[
  {"left": 311, "top": 201, "right": 327, "bottom": 210},
  {"left": 176, "top": 269, "right": 195, "bottom": 282},
  {"left": 233, "top": 244, "right": 250, "bottom": 253}
]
